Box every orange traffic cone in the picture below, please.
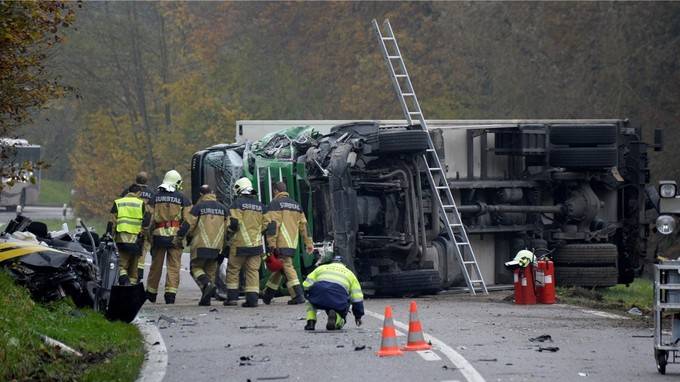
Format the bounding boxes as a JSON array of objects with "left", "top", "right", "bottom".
[
  {"left": 376, "top": 306, "right": 404, "bottom": 357},
  {"left": 402, "top": 300, "right": 432, "bottom": 351}
]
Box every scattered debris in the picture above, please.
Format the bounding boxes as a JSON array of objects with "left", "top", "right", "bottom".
[
  {"left": 257, "top": 376, "right": 290, "bottom": 381},
  {"left": 578, "top": 372, "right": 588, "bottom": 377},
  {"left": 456, "top": 345, "right": 467, "bottom": 350},
  {"left": 40, "top": 335, "right": 83, "bottom": 357},
  {"left": 152, "top": 341, "right": 160, "bottom": 346},
  {"left": 354, "top": 345, "right": 366, "bottom": 351},
  {"left": 505, "top": 363, "right": 513, "bottom": 366},
  {"left": 442, "top": 365, "right": 458, "bottom": 371},
  {"left": 336, "top": 345, "right": 344, "bottom": 348},
  {"left": 239, "top": 355, "right": 271, "bottom": 366},
  {"left": 632, "top": 334, "right": 653, "bottom": 338},
  {"left": 254, "top": 343, "right": 265, "bottom": 347},
  {"left": 476, "top": 358, "right": 497, "bottom": 362},
  {"left": 529, "top": 335, "right": 552, "bottom": 343},
  {"left": 209, "top": 308, "right": 218, "bottom": 312},
  {"left": 224, "top": 344, "right": 231, "bottom": 349},
  {"left": 537, "top": 346, "right": 560, "bottom": 352},
  {"left": 627, "top": 307, "right": 643, "bottom": 316},
  {"left": 239, "top": 325, "right": 278, "bottom": 329},
  {"left": 158, "top": 315, "right": 176, "bottom": 324}
]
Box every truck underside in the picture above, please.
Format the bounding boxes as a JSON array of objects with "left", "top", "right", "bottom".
[{"left": 193, "top": 119, "right": 654, "bottom": 295}]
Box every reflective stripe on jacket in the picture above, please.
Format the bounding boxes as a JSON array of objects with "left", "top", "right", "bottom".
[
  {"left": 303, "top": 262, "right": 364, "bottom": 303},
  {"left": 179, "top": 194, "right": 228, "bottom": 251},
  {"left": 150, "top": 189, "right": 191, "bottom": 238},
  {"left": 227, "top": 195, "right": 270, "bottom": 256},
  {"left": 265, "top": 192, "right": 313, "bottom": 256}
]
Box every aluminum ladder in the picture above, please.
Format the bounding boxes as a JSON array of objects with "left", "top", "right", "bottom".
[{"left": 372, "top": 19, "right": 488, "bottom": 295}]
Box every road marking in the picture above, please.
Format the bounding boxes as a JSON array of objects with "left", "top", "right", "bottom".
[
  {"left": 555, "top": 304, "right": 629, "bottom": 320},
  {"left": 134, "top": 317, "right": 168, "bottom": 382},
  {"left": 417, "top": 349, "right": 442, "bottom": 361},
  {"left": 365, "top": 309, "right": 486, "bottom": 382}
]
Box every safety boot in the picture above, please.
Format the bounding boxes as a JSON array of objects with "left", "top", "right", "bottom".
[
  {"left": 326, "top": 310, "right": 345, "bottom": 330},
  {"left": 261, "top": 287, "right": 276, "bottom": 305},
  {"left": 304, "top": 320, "right": 316, "bottom": 331},
  {"left": 137, "top": 268, "right": 145, "bottom": 283},
  {"left": 164, "top": 292, "right": 176, "bottom": 304},
  {"left": 241, "top": 292, "right": 258, "bottom": 308},
  {"left": 287, "top": 285, "right": 305, "bottom": 305},
  {"left": 223, "top": 289, "right": 239, "bottom": 306},
  {"left": 146, "top": 291, "right": 157, "bottom": 303},
  {"left": 198, "top": 275, "right": 216, "bottom": 307},
  {"left": 118, "top": 275, "right": 131, "bottom": 286}
]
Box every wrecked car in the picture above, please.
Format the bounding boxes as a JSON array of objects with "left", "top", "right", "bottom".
[{"left": 0, "top": 215, "right": 145, "bottom": 322}]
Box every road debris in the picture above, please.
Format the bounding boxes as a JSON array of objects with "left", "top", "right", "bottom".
[
  {"left": 40, "top": 334, "right": 83, "bottom": 357},
  {"left": 627, "top": 307, "right": 643, "bottom": 316},
  {"left": 578, "top": 372, "right": 588, "bottom": 377},
  {"left": 239, "top": 325, "right": 277, "bottom": 329},
  {"left": 256, "top": 376, "right": 290, "bottom": 381},
  {"left": 537, "top": 346, "right": 560, "bottom": 352},
  {"left": 239, "top": 355, "right": 271, "bottom": 366},
  {"left": 529, "top": 334, "right": 552, "bottom": 343},
  {"left": 354, "top": 345, "right": 366, "bottom": 351},
  {"left": 476, "top": 358, "right": 498, "bottom": 362}
]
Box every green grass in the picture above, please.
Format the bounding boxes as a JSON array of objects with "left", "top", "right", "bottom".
[
  {"left": 0, "top": 271, "right": 144, "bottom": 381},
  {"left": 38, "top": 179, "right": 72, "bottom": 206},
  {"left": 557, "top": 278, "right": 654, "bottom": 313}
]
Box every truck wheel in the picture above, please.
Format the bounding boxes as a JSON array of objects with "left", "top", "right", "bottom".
[
  {"left": 555, "top": 266, "right": 618, "bottom": 287},
  {"left": 377, "top": 129, "right": 429, "bottom": 153},
  {"left": 549, "top": 147, "right": 617, "bottom": 168},
  {"left": 555, "top": 243, "right": 618, "bottom": 266},
  {"left": 549, "top": 125, "right": 617, "bottom": 146},
  {"left": 372, "top": 269, "right": 442, "bottom": 297}
]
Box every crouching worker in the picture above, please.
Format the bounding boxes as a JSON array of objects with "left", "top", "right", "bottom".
[
  {"left": 107, "top": 184, "right": 149, "bottom": 285},
  {"left": 177, "top": 185, "right": 228, "bottom": 306},
  {"left": 302, "top": 252, "right": 364, "bottom": 331}
]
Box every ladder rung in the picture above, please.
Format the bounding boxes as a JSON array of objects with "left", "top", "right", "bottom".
[
  {"left": 469, "top": 279, "right": 484, "bottom": 283},
  {"left": 382, "top": 37, "right": 395, "bottom": 41},
  {"left": 435, "top": 186, "right": 448, "bottom": 189},
  {"left": 428, "top": 167, "right": 442, "bottom": 171},
  {"left": 463, "top": 261, "right": 477, "bottom": 264},
  {"left": 395, "top": 74, "right": 407, "bottom": 78},
  {"left": 457, "top": 242, "right": 470, "bottom": 246},
  {"left": 388, "top": 55, "right": 401, "bottom": 59},
  {"left": 449, "top": 223, "right": 462, "bottom": 227},
  {"left": 403, "top": 93, "right": 415, "bottom": 96},
  {"left": 408, "top": 111, "right": 421, "bottom": 115},
  {"left": 426, "top": 148, "right": 436, "bottom": 152},
  {"left": 443, "top": 205, "right": 455, "bottom": 209}
]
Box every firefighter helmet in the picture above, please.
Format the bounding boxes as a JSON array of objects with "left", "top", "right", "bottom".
[
  {"left": 233, "top": 177, "right": 254, "bottom": 195},
  {"left": 159, "top": 170, "right": 182, "bottom": 192}
]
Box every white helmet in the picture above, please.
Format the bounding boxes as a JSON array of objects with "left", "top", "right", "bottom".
[
  {"left": 505, "top": 249, "right": 535, "bottom": 268},
  {"left": 159, "top": 170, "right": 182, "bottom": 192},
  {"left": 233, "top": 177, "right": 254, "bottom": 195}
]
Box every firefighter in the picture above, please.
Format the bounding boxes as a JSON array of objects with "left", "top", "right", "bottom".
[
  {"left": 107, "top": 183, "right": 148, "bottom": 285},
  {"left": 177, "top": 185, "right": 228, "bottom": 306},
  {"left": 224, "top": 177, "right": 270, "bottom": 308},
  {"left": 302, "top": 250, "right": 364, "bottom": 331},
  {"left": 146, "top": 170, "right": 191, "bottom": 304},
  {"left": 261, "top": 181, "right": 314, "bottom": 305},
  {"left": 120, "top": 171, "right": 155, "bottom": 284}
]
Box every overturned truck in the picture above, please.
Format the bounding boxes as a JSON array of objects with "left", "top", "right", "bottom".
[{"left": 193, "top": 119, "right": 659, "bottom": 295}]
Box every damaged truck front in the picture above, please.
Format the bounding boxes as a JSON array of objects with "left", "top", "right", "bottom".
[{"left": 193, "top": 119, "right": 659, "bottom": 295}]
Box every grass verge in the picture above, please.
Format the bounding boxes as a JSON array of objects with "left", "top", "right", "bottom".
[
  {"left": 38, "top": 179, "right": 72, "bottom": 206},
  {"left": 557, "top": 278, "right": 653, "bottom": 314},
  {"left": 0, "top": 271, "right": 144, "bottom": 381}
]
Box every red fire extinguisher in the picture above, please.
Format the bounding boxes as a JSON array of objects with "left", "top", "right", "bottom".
[
  {"left": 513, "top": 265, "right": 537, "bottom": 305},
  {"left": 535, "top": 260, "right": 556, "bottom": 304}
]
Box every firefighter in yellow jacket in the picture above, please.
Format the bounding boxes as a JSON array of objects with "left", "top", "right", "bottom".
[
  {"left": 107, "top": 184, "right": 149, "bottom": 285},
  {"left": 261, "top": 181, "right": 314, "bottom": 305},
  {"left": 224, "top": 177, "right": 270, "bottom": 308},
  {"left": 146, "top": 170, "right": 192, "bottom": 304},
  {"left": 177, "top": 185, "right": 228, "bottom": 306}
]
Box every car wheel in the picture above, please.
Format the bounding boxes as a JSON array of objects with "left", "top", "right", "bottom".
[
  {"left": 372, "top": 269, "right": 442, "bottom": 296},
  {"left": 555, "top": 243, "right": 618, "bottom": 266}
]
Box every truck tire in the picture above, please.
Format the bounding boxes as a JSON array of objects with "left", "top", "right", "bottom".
[
  {"left": 550, "top": 125, "right": 617, "bottom": 146},
  {"left": 555, "top": 266, "right": 619, "bottom": 287},
  {"left": 549, "top": 147, "right": 617, "bottom": 168},
  {"left": 377, "top": 129, "right": 429, "bottom": 153},
  {"left": 372, "top": 269, "right": 442, "bottom": 296},
  {"left": 555, "top": 243, "right": 618, "bottom": 266}
]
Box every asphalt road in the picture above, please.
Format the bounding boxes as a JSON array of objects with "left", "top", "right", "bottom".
[
  {"left": 0, "top": 205, "right": 70, "bottom": 222},
  {"left": 138, "top": 254, "right": 679, "bottom": 382}
]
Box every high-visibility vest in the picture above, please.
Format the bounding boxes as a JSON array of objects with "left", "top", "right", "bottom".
[{"left": 115, "top": 196, "right": 144, "bottom": 235}]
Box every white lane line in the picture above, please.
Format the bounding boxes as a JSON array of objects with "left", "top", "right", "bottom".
[
  {"left": 134, "top": 317, "right": 168, "bottom": 382},
  {"left": 555, "top": 304, "right": 629, "bottom": 320},
  {"left": 365, "top": 309, "right": 486, "bottom": 382},
  {"left": 417, "top": 349, "right": 442, "bottom": 361}
]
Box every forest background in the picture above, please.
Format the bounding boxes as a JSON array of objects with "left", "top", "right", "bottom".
[{"left": 12, "top": 2, "right": 680, "bottom": 218}]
